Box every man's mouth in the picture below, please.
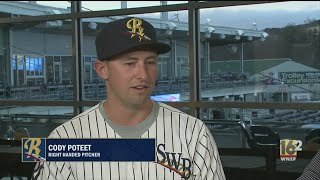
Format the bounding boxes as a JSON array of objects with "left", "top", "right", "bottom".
[{"left": 132, "top": 85, "right": 149, "bottom": 90}]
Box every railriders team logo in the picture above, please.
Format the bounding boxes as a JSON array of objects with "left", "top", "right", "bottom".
[
  {"left": 22, "top": 138, "right": 46, "bottom": 162},
  {"left": 126, "top": 18, "right": 151, "bottom": 42}
]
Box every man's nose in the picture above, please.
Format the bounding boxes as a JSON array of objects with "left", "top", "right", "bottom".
[{"left": 135, "top": 63, "right": 148, "bottom": 79}]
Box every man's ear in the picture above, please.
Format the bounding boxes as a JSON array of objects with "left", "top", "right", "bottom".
[{"left": 94, "top": 60, "right": 109, "bottom": 80}]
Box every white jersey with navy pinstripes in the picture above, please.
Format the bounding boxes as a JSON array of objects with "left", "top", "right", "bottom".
[
  {"left": 32, "top": 101, "right": 226, "bottom": 180},
  {"left": 297, "top": 151, "right": 320, "bottom": 180}
]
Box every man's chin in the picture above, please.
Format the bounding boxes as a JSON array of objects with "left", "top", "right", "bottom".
[{"left": 130, "top": 96, "right": 152, "bottom": 105}]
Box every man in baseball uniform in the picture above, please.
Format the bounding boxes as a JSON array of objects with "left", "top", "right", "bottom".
[{"left": 32, "top": 17, "right": 226, "bottom": 180}]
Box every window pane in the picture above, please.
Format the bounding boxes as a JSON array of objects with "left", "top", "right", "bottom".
[
  {"left": 81, "top": 12, "right": 190, "bottom": 101},
  {"left": 202, "top": 106, "right": 319, "bottom": 173},
  {"left": 200, "top": 107, "right": 320, "bottom": 148},
  {"left": 81, "top": 1, "right": 188, "bottom": 12},
  {"left": 81, "top": 1, "right": 121, "bottom": 11},
  {"left": 39, "top": 57, "right": 43, "bottom": 74},
  {"left": 199, "top": 1, "right": 320, "bottom": 103},
  {"left": 0, "top": 106, "right": 73, "bottom": 138},
  {"left": 61, "top": 56, "right": 72, "bottom": 84},
  {"left": 167, "top": 1, "right": 188, "bottom": 5},
  {"left": 0, "top": 19, "right": 73, "bottom": 100},
  {"left": 0, "top": 1, "right": 71, "bottom": 17}
]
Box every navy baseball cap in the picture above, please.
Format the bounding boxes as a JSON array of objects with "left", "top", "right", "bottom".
[{"left": 95, "top": 17, "right": 171, "bottom": 61}]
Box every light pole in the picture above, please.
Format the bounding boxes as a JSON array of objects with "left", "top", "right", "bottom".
[
  {"left": 240, "top": 43, "right": 244, "bottom": 74},
  {"left": 280, "top": 82, "right": 284, "bottom": 102}
]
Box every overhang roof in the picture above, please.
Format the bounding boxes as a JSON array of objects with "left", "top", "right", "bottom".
[{"left": 0, "top": 1, "right": 269, "bottom": 45}]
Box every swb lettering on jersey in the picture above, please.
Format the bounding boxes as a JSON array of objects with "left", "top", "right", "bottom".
[{"left": 157, "top": 143, "right": 192, "bottom": 179}]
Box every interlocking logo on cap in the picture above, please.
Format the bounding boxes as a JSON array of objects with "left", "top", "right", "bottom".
[
  {"left": 95, "top": 17, "right": 171, "bottom": 61},
  {"left": 126, "top": 18, "right": 151, "bottom": 42}
]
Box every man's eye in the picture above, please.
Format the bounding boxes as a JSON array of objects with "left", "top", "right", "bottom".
[
  {"left": 126, "top": 62, "right": 135, "bottom": 66},
  {"left": 147, "top": 61, "right": 156, "bottom": 65}
]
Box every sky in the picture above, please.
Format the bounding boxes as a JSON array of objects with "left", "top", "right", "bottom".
[{"left": 35, "top": 1, "right": 320, "bottom": 30}]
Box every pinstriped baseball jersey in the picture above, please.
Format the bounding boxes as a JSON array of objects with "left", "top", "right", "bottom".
[
  {"left": 32, "top": 101, "right": 226, "bottom": 180},
  {"left": 297, "top": 151, "right": 320, "bottom": 180}
]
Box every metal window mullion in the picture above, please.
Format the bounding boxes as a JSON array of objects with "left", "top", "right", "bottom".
[
  {"left": 0, "top": 100, "right": 318, "bottom": 111},
  {"left": 71, "top": 1, "right": 82, "bottom": 116},
  {"left": 77, "top": 3, "right": 190, "bottom": 19},
  {"left": 188, "top": 1, "right": 201, "bottom": 118}
]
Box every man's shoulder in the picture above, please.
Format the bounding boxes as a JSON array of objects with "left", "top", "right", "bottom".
[
  {"left": 73, "top": 103, "right": 101, "bottom": 120},
  {"left": 48, "top": 103, "right": 101, "bottom": 137},
  {"left": 158, "top": 102, "right": 183, "bottom": 114},
  {"left": 158, "top": 102, "right": 204, "bottom": 124}
]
